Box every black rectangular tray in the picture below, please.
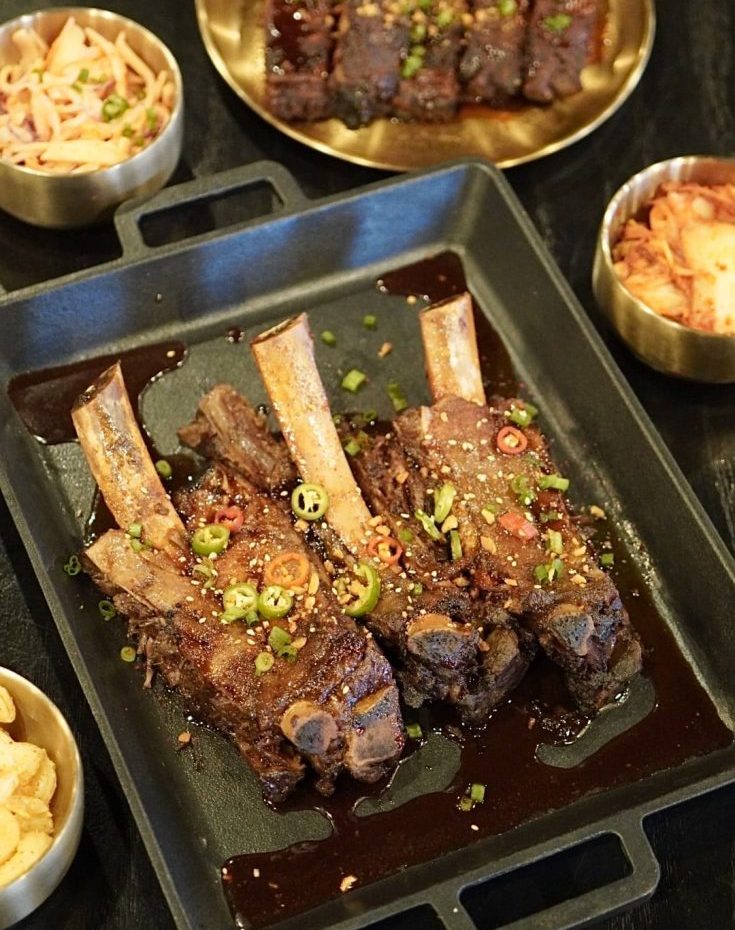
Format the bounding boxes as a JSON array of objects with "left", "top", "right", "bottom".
[{"left": 0, "top": 160, "right": 733, "bottom": 930}]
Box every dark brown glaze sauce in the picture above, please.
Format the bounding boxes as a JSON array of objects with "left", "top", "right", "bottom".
[
  {"left": 8, "top": 341, "right": 186, "bottom": 445},
  {"left": 222, "top": 253, "right": 732, "bottom": 928}
]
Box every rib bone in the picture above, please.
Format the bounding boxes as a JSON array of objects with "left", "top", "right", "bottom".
[
  {"left": 72, "top": 362, "right": 186, "bottom": 556},
  {"left": 419, "top": 293, "right": 485, "bottom": 406},
  {"left": 251, "top": 314, "right": 373, "bottom": 555}
]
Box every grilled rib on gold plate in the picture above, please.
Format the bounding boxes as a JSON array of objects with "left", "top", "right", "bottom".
[{"left": 195, "top": 0, "right": 655, "bottom": 172}]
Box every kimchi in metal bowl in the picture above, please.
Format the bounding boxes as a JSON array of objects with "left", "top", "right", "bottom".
[{"left": 593, "top": 155, "right": 735, "bottom": 383}]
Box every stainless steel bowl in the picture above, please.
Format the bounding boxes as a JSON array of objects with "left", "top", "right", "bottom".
[
  {"left": 0, "top": 667, "right": 84, "bottom": 929},
  {"left": 593, "top": 155, "right": 735, "bottom": 383},
  {"left": 0, "top": 7, "right": 183, "bottom": 229}
]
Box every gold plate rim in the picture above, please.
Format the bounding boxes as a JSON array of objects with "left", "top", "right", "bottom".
[{"left": 195, "top": 0, "right": 656, "bottom": 172}]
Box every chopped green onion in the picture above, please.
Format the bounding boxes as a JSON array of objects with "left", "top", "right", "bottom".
[
  {"left": 415, "top": 509, "right": 443, "bottom": 541},
  {"left": 534, "top": 563, "right": 549, "bottom": 583},
  {"left": 352, "top": 409, "right": 377, "bottom": 427},
  {"left": 258, "top": 585, "right": 294, "bottom": 620},
  {"left": 397, "top": 528, "right": 414, "bottom": 545},
  {"left": 342, "top": 561, "right": 381, "bottom": 617},
  {"left": 362, "top": 314, "right": 377, "bottom": 330},
  {"left": 497, "top": 0, "right": 517, "bottom": 14},
  {"left": 101, "top": 93, "right": 129, "bottom": 122},
  {"left": 449, "top": 529, "right": 463, "bottom": 561},
  {"left": 543, "top": 12, "right": 572, "bottom": 32},
  {"left": 409, "top": 581, "right": 423, "bottom": 596},
  {"left": 193, "top": 561, "right": 217, "bottom": 591},
  {"left": 548, "top": 558, "right": 565, "bottom": 581},
  {"left": 63, "top": 555, "right": 81, "bottom": 576},
  {"left": 321, "top": 330, "right": 337, "bottom": 347},
  {"left": 98, "top": 599, "right": 117, "bottom": 620},
  {"left": 191, "top": 524, "right": 230, "bottom": 557},
  {"left": 122, "top": 124, "right": 133, "bottom": 138},
  {"left": 406, "top": 722, "right": 423, "bottom": 739},
  {"left": 77, "top": 67, "right": 89, "bottom": 83},
  {"left": 458, "top": 796, "right": 474, "bottom": 812},
  {"left": 535, "top": 558, "right": 565, "bottom": 584},
  {"left": 268, "top": 625, "right": 293, "bottom": 657},
  {"left": 120, "top": 646, "right": 136, "bottom": 663},
  {"left": 255, "top": 652, "right": 274, "bottom": 675},
  {"left": 127, "top": 522, "right": 143, "bottom": 539},
  {"left": 601, "top": 553, "right": 615, "bottom": 567},
  {"left": 507, "top": 402, "right": 538, "bottom": 428},
  {"left": 410, "top": 22, "right": 427, "bottom": 42},
  {"left": 433, "top": 483, "right": 456, "bottom": 523},
  {"left": 155, "top": 459, "right": 172, "bottom": 479},
  {"left": 145, "top": 107, "right": 158, "bottom": 130},
  {"left": 436, "top": 8, "right": 454, "bottom": 27},
  {"left": 401, "top": 53, "right": 424, "bottom": 79},
  {"left": 538, "top": 474, "right": 570, "bottom": 492},
  {"left": 387, "top": 380, "right": 408, "bottom": 413},
  {"left": 343, "top": 437, "right": 362, "bottom": 457},
  {"left": 342, "top": 369, "right": 367, "bottom": 393},
  {"left": 291, "top": 483, "right": 329, "bottom": 521},
  {"left": 510, "top": 474, "right": 536, "bottom": 506},
  {"left": 546, "top": 529, "right": 563, "bottom": 555},
  {"left": 470, "top": 783, "right": 486, "bottom": 803},
  {"left": 130, "top": 539, "right": 145, "bottom": 553},
  {"left": 540, "top": 510, "right": 562, "bottom": 523}
]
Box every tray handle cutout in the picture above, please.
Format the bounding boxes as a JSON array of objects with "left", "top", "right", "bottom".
[
  {"left": 443, "top": 821, "right": 660, "bottom": 930},
  {"left": 113, "top": 161, "right": 307, "bottom": 257}
]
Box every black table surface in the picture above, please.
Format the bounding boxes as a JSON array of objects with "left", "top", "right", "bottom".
[{"left": 1, "top": 1, "right": 734, "bottom": 928}]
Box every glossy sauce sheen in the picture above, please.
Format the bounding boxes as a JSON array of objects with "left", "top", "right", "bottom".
[{"left": 222, "top": 254, "right": 732, "bottom": 927}]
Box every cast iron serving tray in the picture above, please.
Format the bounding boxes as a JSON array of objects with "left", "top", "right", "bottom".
[{"left": 0, "top": 160, "right": 733, "bottom": 930}]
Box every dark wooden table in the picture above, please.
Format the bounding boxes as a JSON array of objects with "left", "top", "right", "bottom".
[{"left": 1, "top": 1, "right": 733, "bottom": 928}]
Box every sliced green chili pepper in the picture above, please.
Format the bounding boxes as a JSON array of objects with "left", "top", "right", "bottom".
[
  {"left": 415, "top": 508, "right": 443, "bottom": 541},
  {"left": 222, "top": 583, "right": 259, "bottom": 623},
  {"left": 449, "top": 529, "right": 463, "bottom": 561},
  {"left": 342, "top": 369, "right": 367, "bottom": 392},
  {"left": 258, "top": 585, "right": 293, "bottom": 620},
  {"left": 406, "top": 722, "right": 423, "bottom": 739},
  {"left": 291, "top": 483, "right": 329, "bottom": 521},
  {"left": 101, "top": 93, "right": 129, "bottom": 122},
  {"left": 120, "top": 646, "right": 136, "bottom": 663},
  {"left": 510, "top": 474, "right": 536, "bottom": 506},
  {"left": 63, "top": 554, "right": 81, "bottom": 576},
  {"left": 433, "top": 483, "right": 456, "bottom": 523},
  {"left": 98, "top": 599, "right": 117, "bottom": 620},
  {"left": 191, "top": 524, "right": 230, "bottom": 557},
  {"left": 458, "top": 796, "right": 474, "bottom": 812},
  {"left": 343, "top": 561, "right": 381, "bottom": 617},
  {"left": 538, "top": 474, "right": 570, "bottom": 492},
  {"left": 255, "top": 651, "right": 274, "bottom": 675}
]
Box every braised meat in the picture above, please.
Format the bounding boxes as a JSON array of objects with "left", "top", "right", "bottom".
[
  {"left": 265, "top": 0, "right": 335, "bottom": 121},
  {"left": 522, "top": 0, "right": 598, "bottom": 103},
  {"left": 460, "top": 0, "right": 530, "bottom": 103},
  {"left": 383, "top": 394, "right": 641, "bottom": 711},
  {"left": 252, "top": 314, "right": 534, "bottom": 723},
  {"left": 75, "top": 364, "right": 404, "bottom": 803}
]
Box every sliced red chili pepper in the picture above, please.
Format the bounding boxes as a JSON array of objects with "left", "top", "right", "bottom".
[
  {"left": 214, "top": 505, "right": 244, "bottom": 533},
  {"left": 264, "top": 551, "right": 310, "bottom": 589},
  {"left": 496, "top": 426, "right": 528, "bottom": 456},
  {"left": 367, "top": 534, "right": 403, "bottom": 566},
  {"left": 498, "top": 512, "right": 538, "bottom": 540}
]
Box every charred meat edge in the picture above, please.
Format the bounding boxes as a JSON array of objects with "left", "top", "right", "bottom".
[{"left": 73, "top": 363, "right": 404, "bottom": 802}]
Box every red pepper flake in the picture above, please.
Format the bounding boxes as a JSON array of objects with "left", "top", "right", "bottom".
[{"left": 214, "top": 505, "right": 244, "bottom": 532}]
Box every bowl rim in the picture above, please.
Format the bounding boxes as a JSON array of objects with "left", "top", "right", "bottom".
[
  {"left": 0, "top": 6, "right": 184, "bottom": 181},
  {"left": 599, "top": 153, "right": 735, "bottom": 344},
  {"left": 0, "top": 665, "right": 84, "bottom": 895}
]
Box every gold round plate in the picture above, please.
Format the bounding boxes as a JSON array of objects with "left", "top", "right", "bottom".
[{"left": 195, "top": 0, "right": 655, "bottom": 172}]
